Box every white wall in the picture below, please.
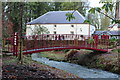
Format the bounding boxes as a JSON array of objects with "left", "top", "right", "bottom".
[
  {"left": 26, "top": 25, "right": 35, "bottom": 36},
  {"left": 90, "top": 25, "right": 96, "bottom": 35},
  {"left": 26, "top": 24, "right": 95, "bottom": 36}
]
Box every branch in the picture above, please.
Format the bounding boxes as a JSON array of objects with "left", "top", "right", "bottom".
[
  {"left": 97, "top": 10, "right": 115, "bottom": 20},
  {"left": 110, "top": 1, "right": 120, "bottom": 5}
]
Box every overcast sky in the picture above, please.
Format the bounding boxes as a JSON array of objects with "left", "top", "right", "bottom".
[{"left": 88, "top": 0, "right": 104, "bottom": 7}]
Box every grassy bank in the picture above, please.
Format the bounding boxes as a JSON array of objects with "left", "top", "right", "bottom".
[
  {"left": 38, "top": 49, "right": 120, "bottom": 74},
  {"left": 2, "top": 53, "right": 80, "bottom": 79},
  {"left": 39, "top": 51, "right": 66, "bottom": 61}
]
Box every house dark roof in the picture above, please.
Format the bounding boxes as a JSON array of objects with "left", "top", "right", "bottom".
[
  {"left": 109, "top": 24, "right": 120, "bottom": 28},
  {"left": 93, "top": 31, "right": 120, "bottom": 35},
  {"left": 27, "top": 10, "right": 85, "bottom": 25},
  {"left": 118, "top": 24, "right": 120, "bottom": 27}
]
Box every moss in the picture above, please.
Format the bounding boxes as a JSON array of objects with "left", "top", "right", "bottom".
[{"left": 39, "top": 51, "right": 66, "bottom": 61}]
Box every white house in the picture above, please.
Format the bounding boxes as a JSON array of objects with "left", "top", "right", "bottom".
[
  {"left": 93, "top": 31, "right": 120, "bottom": 39},
  {"left": 26, "top": 10, "right": 96, "bottom": 38}
]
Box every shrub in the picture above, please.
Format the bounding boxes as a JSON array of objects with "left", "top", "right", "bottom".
[
  {"left": 63, "top": 49, "right": 70, "bottom": 53},
  {"left": 112, "top": 49, "right": 120, "bottom": 53},
  {"left": 109, "top": 37, "right": 118, "bottom": 47},
  {"left": 65, "top": 49, "right": 78, "bottom": 60}
]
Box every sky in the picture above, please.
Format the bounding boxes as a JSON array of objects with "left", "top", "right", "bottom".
[{"left": 88, "top": 0, "right": 104, "bottom": 7}]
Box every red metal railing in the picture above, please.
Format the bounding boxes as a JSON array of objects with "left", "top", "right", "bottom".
[
  {"left": 3, "top": 33, "right": 109, "bottom": 55},
  {"left": 22, "top": 34, "right": 109, "bottom": 52},
  {"left": 3, "top": 32, "right": 18, "bottom": 55}
]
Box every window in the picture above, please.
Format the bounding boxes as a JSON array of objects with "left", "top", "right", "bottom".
[
  {"left": 80, "top": 28, "right": 82, "bottom": 32},
  {"left": 54, "top": 31, "right": 56, "bottom": 34},
  {"left": 54, "top": 25, "right": 57, "bottom": 27},
  {"left": 71, "top": 25, "right": 74, "bottom": 27},
  {"left": 70, "top": 31, "right": 74, "bottom": 34},
  {"left": 54, "top": 28, "right": 56, "bottom": 30}
]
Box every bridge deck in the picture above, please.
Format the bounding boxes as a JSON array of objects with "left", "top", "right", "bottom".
[{"left": 22, "top": 47, "right": 108, "bottom": 55}]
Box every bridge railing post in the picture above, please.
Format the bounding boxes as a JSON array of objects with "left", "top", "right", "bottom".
[
  {"left": 100, "top": 35, "right": 109, "bottom": 50},
  {"left": 13, "top": 32, "right": 18, "bottom": 56},
  {"left": 2, "top": 38, "right": 5, "bottom": 51},
  {"left": 92, "top": 35, "right": 98, "bottom": 49},
  {"left": 106, "top": 35, "right": 109, "bottom": 50}
]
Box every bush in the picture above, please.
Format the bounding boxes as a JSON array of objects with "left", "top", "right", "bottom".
[
  {"left": 65, "top": 49, "right": 78, "bottom": 60},
  {"left": 63, "top": 49, "right": 70, "bottom": 53},
  {"left": 112, "top": 49, "right": 120, "bottom": 53},
  {"left": 53, "top": 49, "right": 70, "bottom": 53},
  {"left": 109, "top": 37, "right": 118, "bottom": 47}
]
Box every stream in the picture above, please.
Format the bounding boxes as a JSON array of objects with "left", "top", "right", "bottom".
[{"left": 32, "top": 53, "right": 120, "bottom": 80}]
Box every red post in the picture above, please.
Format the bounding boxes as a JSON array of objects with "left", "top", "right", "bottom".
[
  {"left": 101, "top": 35, "right": 109, "bottom": 50},
  {"left": 8, "top": 38, "right": 9, "bottom": 52},
  {"left": 101, "top": 35, "right": 105, "bottom": 49},
  {"left": 105, "top": 35, "right": 109, "bottom": 50},
  {"left": 13, "top": 32, "right": 18, "bottom": 56},
  {"left": 93, "top": 35, "right": 98, "bottom": 48}
]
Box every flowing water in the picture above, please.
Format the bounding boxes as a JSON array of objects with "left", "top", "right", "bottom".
[{"left": 32, "top": 53, "right": 120, "bottom": 80}]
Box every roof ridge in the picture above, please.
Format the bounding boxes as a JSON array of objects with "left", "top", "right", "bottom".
[{"left": 48, "top": 10, "right": 78, "bottom": 12}]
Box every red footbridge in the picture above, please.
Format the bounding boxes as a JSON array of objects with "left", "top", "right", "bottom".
[{"left": 3, "top": 33, "right": 109, "bottom": 56}]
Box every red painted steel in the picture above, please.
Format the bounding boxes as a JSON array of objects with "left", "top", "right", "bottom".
[
  {"left": 3, "top": 33, "right": 109, "bottom": 55},
  {"left": 3, "top": 33, "right": 18, "bottom": 56},
  {"left": 23, "top": 47, "right": 108, "bottom": 55}
]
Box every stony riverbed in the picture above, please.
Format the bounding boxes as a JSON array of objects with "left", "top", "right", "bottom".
[{"left": 32, "top": 53, "right": 120, "bottom": 80}]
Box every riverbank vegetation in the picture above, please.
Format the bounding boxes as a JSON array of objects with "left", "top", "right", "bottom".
[
  {"left": 2, "top": 53, "right": 80, "bottom": 79},
  {"left": 39, "top": 48, "right": 120, "bottom": 75}
]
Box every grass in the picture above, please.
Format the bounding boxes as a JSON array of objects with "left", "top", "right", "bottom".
[
  {"left": 112, "top": 49, "right": 120, "bottom": 53},
  {"left": 2, "top": 53, "right": 79, "bottom": 78},
  {"left": 96, "top": 51, "right": 119, "bottom": 74},
  {"left": 39, "top": 51, "right": 66, "bottom": 61},
  {"left": 98, "top": 44, "right": 110, "bottom": 49},
  {"left": 3, "top": 57, "right": 17, "bottom": 64},
  {"left": 39, "top": 49, "right": 120, "bottom": 74},
  {"left": 3, "top": 54, "right": 40, "bottom": 65}
]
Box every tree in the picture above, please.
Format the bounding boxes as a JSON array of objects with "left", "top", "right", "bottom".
[
  {"left": 2, "top": 2, "right": 88, "bottom": 36},
  {"left": 61, "top": 2, "right": 88, "bottom": 16},
  {"left": 2, "top": 2, "right": 53, "bottom": 37},
  {"left": 101, "top": 16, "right": 111, "bottom": 30},
  {"left": 53, "top": 2, "right": 62, "bottom": 11},
  {"left": 2, "top": 2, "right": 88, "bottom": 64},
  {"left": 88, "top": 2, "right": 120, "bottom": 24},
  {"left": 66, "top": 1, "right": 120, "bottom": 30},
  {"left": 87, "top": 12, "right": 101, "bottom": 30},
  {"left": 33, "top": 25, "right": 50, "bottom": 35}
]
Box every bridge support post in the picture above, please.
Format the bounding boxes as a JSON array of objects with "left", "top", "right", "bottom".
[
  {"left": 93, "top": 35, "right": 98, "bottom": 48},
  {"left": 13, "top": 32, "right": 18, "bottom": 56}
]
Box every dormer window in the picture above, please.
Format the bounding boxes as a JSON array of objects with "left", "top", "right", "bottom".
[{"left": 71, "top": 25, "right": 74, "bottom": 27}]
